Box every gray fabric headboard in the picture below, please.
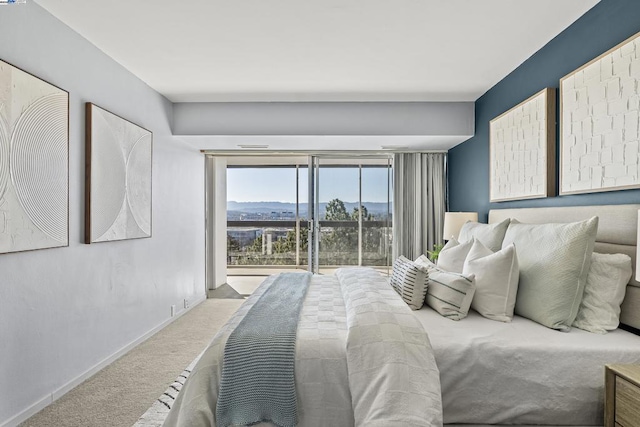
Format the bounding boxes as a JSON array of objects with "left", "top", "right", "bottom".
[{"left": 488, "top": 204, "right": 640, "bottom": 331}]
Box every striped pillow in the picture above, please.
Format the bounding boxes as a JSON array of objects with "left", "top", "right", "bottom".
[
  {"left": 390, "top": 256, "right": 429, "bottom": 310},
  {"left": 415, "top": 255, "right": 476, "bottom": 320}
]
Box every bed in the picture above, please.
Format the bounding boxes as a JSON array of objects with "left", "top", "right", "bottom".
[
  {"left": 164, "top": 268, "right": 442, "bottom": 427},
  {"left": 165, "top": 204, "right": 640, "bottom": 427},
  {"left": 417, "top": 309, "right": 640, "bottom": 426},
  {"left": 488, "top": 204, "right": 640, "bottom": 332},
  {"left": 424, "top": 203, "right": 640, "bottom": 427}
]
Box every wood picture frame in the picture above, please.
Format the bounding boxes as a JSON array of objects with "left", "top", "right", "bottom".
[
  {"left": 489, "top": 88, "right": 556, "bottom": 202},
  {"left": 0, "top": 58, "right": 69, "bottom": 254},
  {"left": 560, "top": 30, "right": 640, "bottom": 195},
  {"left": 85, "top": 103, "right": 153, "bottom": 243}
]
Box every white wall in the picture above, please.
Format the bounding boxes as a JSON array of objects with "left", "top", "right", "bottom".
[
  {"left": 0, "top": 4, "right": 205, "bottom": 425},
  {"left": 205, "top": 156, "right": 227, "bottom": 290},
  {"left": 173, "top": 101, "right": 475, "bottom": 136},
  {"left": 213, "top": 158, "right": 228, "bottom": 287}
]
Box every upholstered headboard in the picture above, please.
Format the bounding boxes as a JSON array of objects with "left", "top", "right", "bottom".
[{"left": 488, "top": 204, "right": 640, "bottom": 331}]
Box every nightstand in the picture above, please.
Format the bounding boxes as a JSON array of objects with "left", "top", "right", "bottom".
[{"left": 605, "top": 364, "right": 640, "bottom": 427}]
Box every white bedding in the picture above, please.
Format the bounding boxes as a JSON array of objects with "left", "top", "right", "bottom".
[
  {"left": 165, "top": 269, "right": 442, "bottom": 427},
  {"left": 413, "top": 308, "right": 640, "bottom": 425}
]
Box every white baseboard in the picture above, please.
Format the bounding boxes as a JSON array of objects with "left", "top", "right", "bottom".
[{"left": 1, "top": 294, "right": 207, "bottom": 427}]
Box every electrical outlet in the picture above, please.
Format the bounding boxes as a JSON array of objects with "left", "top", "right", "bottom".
[
  {"left": 170, "top": 305, "right": 176, "bottom": 317},
  {"left": 184, "top": 298, "right": 190, "bottom": 309}
]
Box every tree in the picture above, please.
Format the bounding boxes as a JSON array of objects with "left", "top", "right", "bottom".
[
  {"left": 227, "top": 235, "right": 240, "bottom": 252},
  {"left": 351, "top": 205, "right": 373, "bottom": 221},
  {"left": 325, "top": 199, "right": 349, "bottom": 220},
  {"left": 272, "top": 226, "right": 308, "bottom": 254},
  {"left": 233, "top": 199, "right": 386, "bottom": 267},
  {"left": 246, "top": 235, "right": 263, "bottom": 253},
  {"left": 240, "top": 227, "right": 308, "bottom": 266},
  {"left": 321, "top": 199, "right": 357, "bottom": 263}
]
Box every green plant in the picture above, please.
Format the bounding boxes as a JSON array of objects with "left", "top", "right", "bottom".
[{"left": 427, "top": 243, "right": 444, "bottom": 262}]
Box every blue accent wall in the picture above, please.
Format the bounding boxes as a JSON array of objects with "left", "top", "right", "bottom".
[{"left": 448, "top": 0, "right": 640, "bottom": 222}]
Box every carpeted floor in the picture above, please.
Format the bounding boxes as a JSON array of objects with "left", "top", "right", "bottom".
[{"left": 20, "top": 298, "right": 244, "bottom": 427}]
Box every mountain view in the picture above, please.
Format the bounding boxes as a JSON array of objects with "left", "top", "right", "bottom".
[{"left": 227, "top": 201, "right": 391, "bottom": 220}]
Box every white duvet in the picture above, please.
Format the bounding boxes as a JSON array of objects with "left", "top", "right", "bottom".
[
  {"left": 413, "top": 308, "right": 640, "bottom": 426},
  {"left": 164, "top": 268, "right": 442, "bottom": 427}
]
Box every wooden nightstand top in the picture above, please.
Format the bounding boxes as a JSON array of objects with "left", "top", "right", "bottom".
[
  {"left": 605, "top": 364, "right": 640, "bottom": 427},
  {"left": 606, "top": 364, "right": 640, "bottom": 388}
]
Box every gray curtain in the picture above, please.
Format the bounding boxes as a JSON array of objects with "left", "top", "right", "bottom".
[{"left": 392, "top": 153, "right": 446, "bottom": 261}]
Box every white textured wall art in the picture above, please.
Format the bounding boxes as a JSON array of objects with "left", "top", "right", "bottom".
[
  {"left": 560, "top": 31, "right": 640, "bottom": 195},
  {"left": 86, "top": 103, "right": 152, "bottom": 243},
  {"left": 489, "top": 88, "right": 556, "bottom": 202},
  {"left": 0, "top": 59, "right": 69, "bottom": 254}
]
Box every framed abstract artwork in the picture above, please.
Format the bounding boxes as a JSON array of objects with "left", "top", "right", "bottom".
[
  {"left": 489, "top": 88, "right": 556, "bottom": 202},
  {"left": 0, "top": 59, "right": 69, "bottom": 254},
  {"left": 560, "top": 30, "right": 640, "bottom": 195},
  {"left": 85, "top": 103, "right": 152, "bottom": 243}
]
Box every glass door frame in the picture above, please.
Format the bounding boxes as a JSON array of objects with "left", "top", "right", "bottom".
[{"left": 307, "top": 154, "right": 392, "bottom": 274}]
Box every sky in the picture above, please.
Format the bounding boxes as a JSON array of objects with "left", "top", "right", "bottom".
[{"left": 227, "top": 167, "right": 391, "bottom": 203}]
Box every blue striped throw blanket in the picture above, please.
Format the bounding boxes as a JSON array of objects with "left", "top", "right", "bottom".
[{"left": 215, "top": 272, "right": 312, "bottom": 427}]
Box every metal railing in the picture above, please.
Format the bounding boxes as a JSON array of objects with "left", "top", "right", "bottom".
[{"left": 227, "top": 220, "right": 391, "bottom": 268}]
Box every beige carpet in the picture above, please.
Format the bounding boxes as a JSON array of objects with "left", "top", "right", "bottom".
[{"left": 20, "top": 299, "right": 244, "bottom": 427}]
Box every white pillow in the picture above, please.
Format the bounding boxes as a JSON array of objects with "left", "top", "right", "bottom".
[
  {"left": 459, "top": 218, "right": 510, "bottom": 252},
  {"left": 389, "top": 256, "right": 429, "bottom": 310},
  {"left": 502, "top": 217, "right": 598, "bottom": 331},
  {"left": 415, "top": 255, "right": 476, "bottom": 320},
  {"left": 437, "top": 237, "right": 473, "bottom": 273},
  {"left": 573, "top": 252, "right": 632, "bottom": 334},
  {"left": 463, "top": 240, "right": 519, "bottom": 322}
]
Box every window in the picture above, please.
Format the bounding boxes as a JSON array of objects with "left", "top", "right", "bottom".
[{"left": 226, "top": 158, "right": 392, "bottom": 270}]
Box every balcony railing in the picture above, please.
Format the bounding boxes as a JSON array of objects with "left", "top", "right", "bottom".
[{"left": 227, "top": 220, "right": 391, "bottom": 267}]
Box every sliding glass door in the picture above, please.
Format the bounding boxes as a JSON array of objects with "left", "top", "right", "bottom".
[
  {"left": 226, "top": 165, "right": 307, "bottom": 267},
  {"left": 308, "top": 155, "right": 392, "bottom": 274},
  {"left": 225, "top": 155, "right": 392, "bottom": 273}
]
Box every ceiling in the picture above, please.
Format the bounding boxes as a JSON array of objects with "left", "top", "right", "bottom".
[
  {"left": 34, "top": 0, "right": 599, "bottom": 103},
  {"left": 32, "top": 0, "right": 600, "bottom": 152}
]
